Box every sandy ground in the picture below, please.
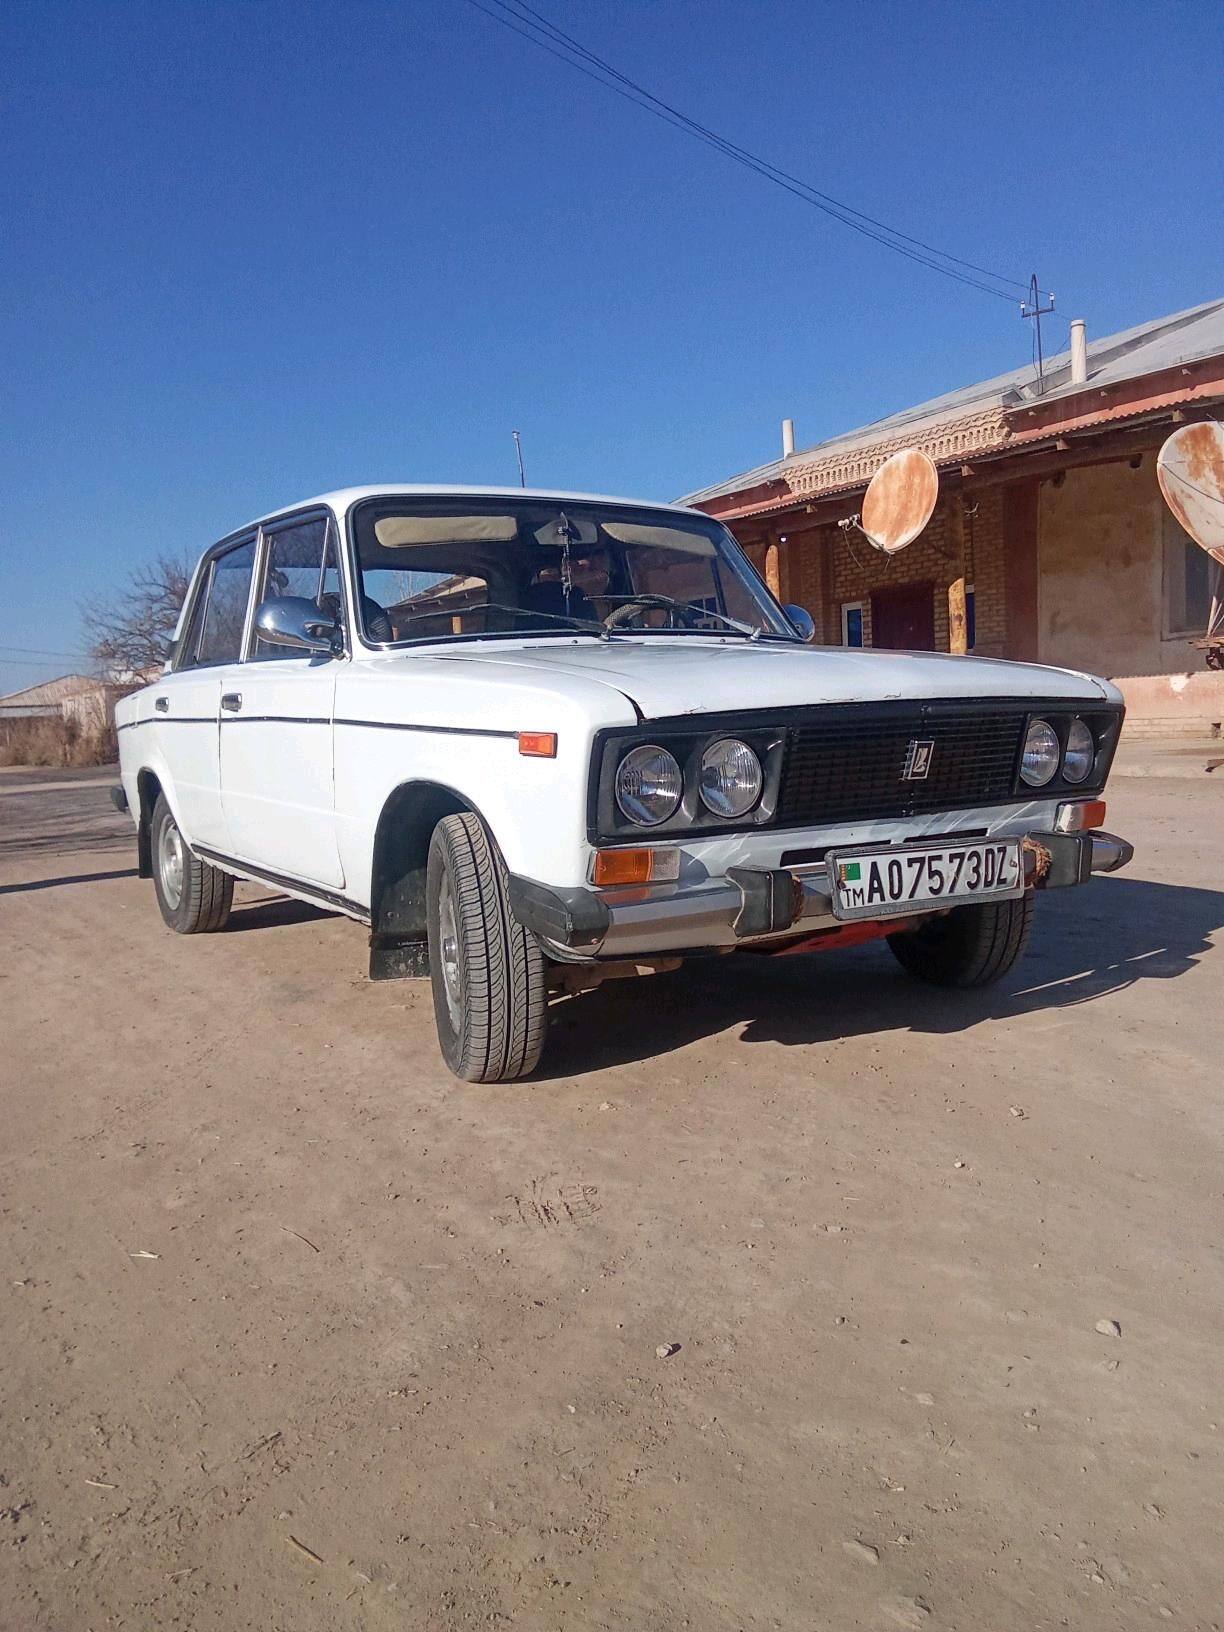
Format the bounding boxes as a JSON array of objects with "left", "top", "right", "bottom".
[{"left": 2, "top": 767, "right": 1222, "bottom": 1632}]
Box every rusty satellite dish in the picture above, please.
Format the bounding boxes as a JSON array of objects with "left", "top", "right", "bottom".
[
  {"left": 858, "top": 447, "right": 940, "bottom": 554},
  {"left": 1157, "top": 422, "right": 1224, "bottom": 565}
]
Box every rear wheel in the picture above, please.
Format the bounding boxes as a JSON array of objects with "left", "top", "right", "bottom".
[
  {"left": 426, "top": 812, "right": 548, "bottom": 1082},
  {"left": 151, "top": 793, "right": 233, "bottom": 933},
  {"left": 886, "top": 893, "right": 1034, "bottom": 988}
]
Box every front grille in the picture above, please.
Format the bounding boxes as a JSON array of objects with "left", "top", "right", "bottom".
[{"left": 776, "top": 705, "right": 1028, "bottom": 827}]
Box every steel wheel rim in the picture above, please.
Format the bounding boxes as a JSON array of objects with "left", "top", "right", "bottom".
[
  {"left": 158, "top": 814, "right": 185, "bottom": 910},
  {"left": 438, "top": 872, "right": 462, "bottom": 1026}
]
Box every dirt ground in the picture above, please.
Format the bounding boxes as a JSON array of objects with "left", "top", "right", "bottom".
[{"left": 2, "top": 767, "right": 1222, "bottom": 1632}]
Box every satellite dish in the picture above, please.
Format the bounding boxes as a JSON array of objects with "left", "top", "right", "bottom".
[
  {"left": 859, "top": 447, "right": 939, "bottom": 554},
  {"left": 1157, "top": 422, "right": 1224, "bottom": 565}
]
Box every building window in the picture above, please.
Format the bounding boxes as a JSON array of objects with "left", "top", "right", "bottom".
[
  {"left": 1164, "top": 512, "right": 1215, "bottom": 638},
  {"left": 966, "top": 584, "right": 976, "bottom": 651},
  {"left": 841, "top": 601, "right": 865, "bottom": 647}
]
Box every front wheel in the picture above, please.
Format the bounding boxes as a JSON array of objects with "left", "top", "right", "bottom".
[
  {"left": 150, "top": 793, "right": 233, "bottom": 933},
  {"left": 886, "top": 893, "right": 1034, "bottom": 988},
  {"left": 426, "top": 812, "right": 548, "bottom": 1082}
]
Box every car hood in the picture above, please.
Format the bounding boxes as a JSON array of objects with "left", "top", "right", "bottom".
[{"left": 436, "top": 637, "right": 1118, "bottom": 719}]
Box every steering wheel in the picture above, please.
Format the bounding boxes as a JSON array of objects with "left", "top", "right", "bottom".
[{"left": 603, "top": 594, "right": 701, "bottom": 631}]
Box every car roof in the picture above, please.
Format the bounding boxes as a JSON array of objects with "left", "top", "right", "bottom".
[{"left": 241, "top": 484, "right": 707, "bottom": 534}]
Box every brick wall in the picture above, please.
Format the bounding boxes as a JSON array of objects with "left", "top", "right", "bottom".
[{"left": 761, "top": 485, "right": 1010, "bottom": 654}]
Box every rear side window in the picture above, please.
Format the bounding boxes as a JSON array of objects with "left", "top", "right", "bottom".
[{"left": 179, "top": 538, "right": 256, "bottom": 668}]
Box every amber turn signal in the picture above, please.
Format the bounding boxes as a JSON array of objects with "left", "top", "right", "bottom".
[
  {"left": 592, "top": 847, "right": 680, "bottom": 887},
  {"left": 518, "top": 731, "right": 558, "bottom": 758},
  {"left": 1054, "top": 798, "right": 1107, "bottom": 834}
]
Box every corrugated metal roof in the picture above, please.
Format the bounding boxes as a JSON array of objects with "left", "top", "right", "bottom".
[{"left": 681, "top": 297, "right": 1224, "bottom": 505}]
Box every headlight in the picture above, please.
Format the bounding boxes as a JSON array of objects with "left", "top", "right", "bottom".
[
  {"left": 700, "top": 738, "right": 763, "bottom": 818},
  {"left": 1062, "top": 718, "right": 1095, "bottom": 784},
  {"left": 1020, "top": 718, "right": 1060, "bottom": 787},
  {"left": 615, "top": 744, "right": 682, "bottom": 826}
]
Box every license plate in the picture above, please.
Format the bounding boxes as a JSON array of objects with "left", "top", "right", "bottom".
[{"left": 828, "top": 839, "right": 1024, "bottom": 921}]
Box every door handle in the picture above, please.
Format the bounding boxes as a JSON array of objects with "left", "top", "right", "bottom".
[
  {"left": 221, "top": 693, "right": 243, "bottom": 713},
  {"left": 155, "top": 696, "right": 169, "bottom": 713}
]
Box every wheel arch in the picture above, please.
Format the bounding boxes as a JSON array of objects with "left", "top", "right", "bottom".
[
  {"left": 368, "top": 779, "right": 499, "bottom": 980},
  {"left": 134, "top": 767, "right": 166, "bottom": 879}
]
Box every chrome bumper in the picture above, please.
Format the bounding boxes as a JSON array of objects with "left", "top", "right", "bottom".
[{"left": 508, "top": 829, "right": 1134, "bottom": 961}]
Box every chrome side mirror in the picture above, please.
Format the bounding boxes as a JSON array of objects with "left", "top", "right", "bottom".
[
  {"left": 783, "top": 603, "right": 817, "bottom": 643},
  {"left": 255, "top": 595, "right": 340, "bottom": 655}
]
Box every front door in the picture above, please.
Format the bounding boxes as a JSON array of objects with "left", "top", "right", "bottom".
[
  {"left": 153, "top": 534, "right": 257, "bottom": 849},
  {"left": 218, "top": 513, "right": 345, "bottom": 889},
  {"left": 871, "top": 581, "right": 936, "bottom": 650}
]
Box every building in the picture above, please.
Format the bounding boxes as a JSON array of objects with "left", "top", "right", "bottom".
[
  {"left": 0, "top": 674, "right": 134, "bottom": 756},
  {"left": 683, "top": 299, "right": 1224, "bottom": 735}
]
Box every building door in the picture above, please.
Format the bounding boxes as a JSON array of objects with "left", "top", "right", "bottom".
[{"left": 871, "top": 581, "right": 936, "bottom": 650}]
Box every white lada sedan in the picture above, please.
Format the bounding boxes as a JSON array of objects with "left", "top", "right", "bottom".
[{"left": 114, "top": 486, "right": 1132, "bottom": 1081}]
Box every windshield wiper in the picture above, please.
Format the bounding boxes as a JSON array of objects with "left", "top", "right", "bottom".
[
  {"left": 473, "top": 603, "right": 610, "bottom": 639},
  {"left": 604, "top": 593, "right": 762, "bottom": 639}
]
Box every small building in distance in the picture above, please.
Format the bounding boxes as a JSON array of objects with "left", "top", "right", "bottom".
[{"left": 682, "top": 299, "right": 1224, "bottom": 737}]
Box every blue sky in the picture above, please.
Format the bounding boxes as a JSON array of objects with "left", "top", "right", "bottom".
[{"left": 2, "top": 0, "right": 1222, "bottom": 690}]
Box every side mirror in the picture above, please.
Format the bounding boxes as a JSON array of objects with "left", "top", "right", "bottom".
[
  {"left": 783, "top": 604, "right": 817, "bottom": 643},
  {"left": 255, "top": 595, "right": 340, "bottom": 655}
]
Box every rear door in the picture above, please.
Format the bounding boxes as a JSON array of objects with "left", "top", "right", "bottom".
[
  {"left": 151, "top": 535, "right": 256, "bottom": 848},
  {"left": 218, "top": 512, "right": 345, "bottom": 888}
]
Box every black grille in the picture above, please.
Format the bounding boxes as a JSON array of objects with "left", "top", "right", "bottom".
[{"left": 777, "top": 706, "right": 1027, "bottom": 826}]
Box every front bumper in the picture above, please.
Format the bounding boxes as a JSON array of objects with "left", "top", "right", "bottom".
[{"left": 508, "top": 829, "right": 1134, "bottom": 960}]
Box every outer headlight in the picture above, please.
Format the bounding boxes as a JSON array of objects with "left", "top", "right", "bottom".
[
  {"left": 1020, "top": 718, "right": 1060, "bottom": 787},
  {"left": 700, "top": 738, "right": 763, "bottom": 818},
  {"left": 615, "top": 744, "right": 682, "bottom": 826},
  {"left": 1062, "top": 718, "right": 1095, "bottom": 784}
]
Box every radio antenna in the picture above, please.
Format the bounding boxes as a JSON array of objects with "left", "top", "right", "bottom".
[{"left": 512, "top": 430, "right": 526, "bottom": 488}]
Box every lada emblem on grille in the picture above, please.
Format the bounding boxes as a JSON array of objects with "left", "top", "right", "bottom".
[{"left": 902, "top": 739, "right": 935, "bottom": 781}]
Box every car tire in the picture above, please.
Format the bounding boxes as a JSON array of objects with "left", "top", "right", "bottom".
[
  {"left": 886, "top": 893, "right": 1035, "bottom": 989},
  {"left": 426, "top": 812, "right": 548, "bottom": 1083},
  {"left": 150, "top": 793, "right": 234, "bottom": 934}
]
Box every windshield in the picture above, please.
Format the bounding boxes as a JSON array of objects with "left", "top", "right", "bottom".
[{"left": 347, "top": 496, "right": 796, "bottom": 646}]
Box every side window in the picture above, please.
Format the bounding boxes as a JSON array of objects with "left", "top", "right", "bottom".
[
  {"left": 253, "top": 517, "right": 339, "bottom": 658},
  {"left": 179, "top": 539, "right": 256, "bottom": 668}
]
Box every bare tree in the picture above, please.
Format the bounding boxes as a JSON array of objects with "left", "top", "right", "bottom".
[{"left": 83, "top": 553, "right": 194, "bottom": 678}]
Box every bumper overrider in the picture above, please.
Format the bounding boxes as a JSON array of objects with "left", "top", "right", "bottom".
[{"left": 508, "top": 829, "right": 1134, "bottom": 961}]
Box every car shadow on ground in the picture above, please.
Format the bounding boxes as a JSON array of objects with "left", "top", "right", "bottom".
[
  {"left": 225, "top": 896, "right": 333, "bottom": 931},
  {"left": 537, "top": 876, "right": 1224, "bottom": 1079}
]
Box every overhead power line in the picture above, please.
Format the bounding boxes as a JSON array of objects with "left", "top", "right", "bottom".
[{"left": 462, "top": 0, "right": 1046, "bottom": 304}]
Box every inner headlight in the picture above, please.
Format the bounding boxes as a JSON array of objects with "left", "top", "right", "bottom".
[
  {"left": 615, "top": 744, "right": 682, "bottom": 826},
  {"left": 700, "top": 738, "right": 763, "bottom": 818},
  {"left": 1020, "top": 718, "right": 1060, "bottom": 787},
  {"left": 1062, "top": 718, "right": 1095, "bottom": 784}
]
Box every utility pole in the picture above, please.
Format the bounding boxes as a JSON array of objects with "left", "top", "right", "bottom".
[
  {"left": 1020, "top": 274, "right": 1056, "bottom": 394},
  {"left": 512, "top": 431, "right": 526, "bottom": 489}
]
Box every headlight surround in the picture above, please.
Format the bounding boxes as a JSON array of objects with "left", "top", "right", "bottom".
[
  {"left": 700, "top": 738, "right": 763, "bottom": 818},
  {"left": 1062, "top": 718, "right": 1095, "bottom": 784},
  {"left": 1020, "top": 718, "right": 1060, "bottom": 787},
  {"left": 614, "top": 744, "right": 683, "bottom": 826}
]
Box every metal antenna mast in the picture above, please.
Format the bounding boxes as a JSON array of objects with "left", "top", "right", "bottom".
[
  {"left": 512, "top": 430, "right": 526, "bottom": 488},
  {"left": 1020, "top": 274, "right": 1056, "bottom": 393}
]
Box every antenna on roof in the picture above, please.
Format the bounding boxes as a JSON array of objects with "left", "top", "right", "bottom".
[
  {"left": 1020, "top": 274, "right": 1056, "bottom": 393},
  {"left": 512, "top": 430, "right": 526, "bottom": 489}
]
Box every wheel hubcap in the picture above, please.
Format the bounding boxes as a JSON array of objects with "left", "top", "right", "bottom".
[
  {"left": 158, "top": 815, "right": 185, "bottom": 909},
  {"left": 438, "top": 874, "right": 462, "bottom": 1026}
]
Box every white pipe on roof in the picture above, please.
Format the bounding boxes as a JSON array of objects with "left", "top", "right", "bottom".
[
  {"left": 782, "top": 418, "right": 795, "bottom": 457},
  {"left": 1070, "top": 319, "right": 1088, "bottom": 386}
]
